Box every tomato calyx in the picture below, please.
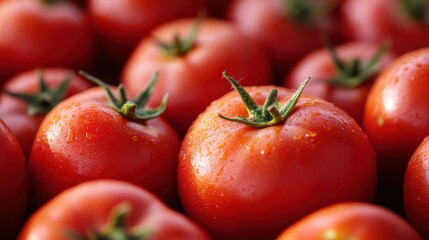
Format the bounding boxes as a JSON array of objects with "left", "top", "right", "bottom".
[
  {"left": 5, "top": 69, "right": 72, "bottom": 116},
  {"left": 79, "top": 71, "right": 168, "bottom": 123},
  {"left": 155, "top": 16, "right": 202, "bottom": 57},
  {"left": 219, "top": 71, "right": 310, "bottom": 128},
  {"left": 401, "top": 0, "right": 428, "bottom": 23},
  {"left": 325, "top": 40, "right": 390, "bottom": 89},
  {"left": 41, "top": 0, "right": 64, "bottom": 5},
  {"left": 66, "top": 202, "right": 151, "bottom": 240},
  {"left": 283, "top": 0, "right": 334, "bottom": 24}
]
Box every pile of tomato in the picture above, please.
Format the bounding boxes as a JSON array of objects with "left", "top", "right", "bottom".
[{"left": 0, "top": 0, "right": 428, "bottom": 239}]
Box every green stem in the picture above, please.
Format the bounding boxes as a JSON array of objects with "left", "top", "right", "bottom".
[
  {"left": 155, "top": 14, "right": 202, "bottom": 56},
  {"left": 41, "top": 0, "right": 64, "bottom": 5},
  {"left": 218, "top": 72, "right": 310, "bottom": 128},
  {"left": 283, "top": 0, "right": 335, "bottom": 24},
  {"left": 79, "top": 71, "right": 168, "bottom": 123},
  {"left": 401, "top": 0, "right": 428, "bottom": 23},
  {"left": 324, "top": 39, "right": 391, "bottom": 89},
  {"left": 5, "top": 69, "right": 71, "bottom": 116},
  {"left": 65, "top": 202, "right": 151, "bottom": 240}
]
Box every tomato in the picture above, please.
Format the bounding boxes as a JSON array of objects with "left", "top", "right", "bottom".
[
  {"left": 0, "top": 0, "right": 94, "bottom": 81},
  {"left": 276, "top": 202, "right": 422, "bottom": 240},
  {"left": 340, "top": 0, "right": 429, "bottom": 55},
  {"left": 28, "top": 72, "right": 181, "bottom": 210},
  {"left": 19, "top": 180, "right": 210, "bottom": 240},
  {"left": 404, "top": 135, "right": 429, "bottom": 239},
  {"left": 178, "top": 73, "right": 377, "bottom": 239},
  {"left": 0, "top": 119, "right": 27, "bottom": 240},
  {"left": 363, "top": 47, "right": 429, "bottom": 212},
  {"left": 87, "top": 0, "right": 204, "bottom": 66},
  {"left": 227, "top": 0, "right": 342, "bottom": 81},
  {"left": 121, "top": 18, "right": 271, "bottom": 136},
  {"left": 0, "top": 68, "right": 92, "bottom": 157},
  {"left": 284, "top": 41, "right": 395, "bottom": 123}
]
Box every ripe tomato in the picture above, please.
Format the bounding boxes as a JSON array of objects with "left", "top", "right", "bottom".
[
  {"left": 121, "top": 18, "right": 271, "bottom": 136},
  {"left": 284, "top": 41, "right": 395, "bottom": 123},
  {"left": 0, "top": 0, "right": 94, "bottom": 81},
  {"left": 28, "top": 72, "right": 181, "bottom": 209},
  {"left": 0, "top": 119, "right": 27, "bottom": 240},
  {"left": 19, "top": 180, "right": 210, "bottom": 240},
  {"left": 340, "top": 0, "right": 429, "bottom": 55},
  {"left": 178, "top": 73, "right": 377, "bottom": 239},
  {"left": 87, "top": 0, "right": 204, "bottom": 66},
  {"left": 276, "top": 202, "right": 422, "bottom": 240},
  {"left": 404, "top": 135, "right": 429, "bottom": 239},
  {"left": 0, "top": 68, "right": 92, "bottom": 157},
  {"left": 363, "top": 47, "right": 429, "bottom": 209},
  {"left": 227, "top": 0, "right": 342, "bottom": 81}
]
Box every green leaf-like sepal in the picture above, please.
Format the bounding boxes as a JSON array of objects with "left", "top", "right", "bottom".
[
  {"left": 5, "top": 69, "right": 72, "bottom": 116},
  {"left": 65, "top": 202, "right": 152, "bottom": 240},
  {"left": 325, "top": 39, "right": 391, "bottom": 89},
  {"left": 218, "top": 72, "right": 310, "bottom": 128},
  {"left": 155, "top": 14, "right": 203, "bottom": 57},
  {"left": 79, "top": 71, "right": 167, "bottom": 123}
]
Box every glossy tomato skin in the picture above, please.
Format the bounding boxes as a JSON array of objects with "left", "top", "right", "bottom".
[
  {"left": 404, "top": 136, "right": 429, "bottom": 239},
  {"left": 227, "top": 0, "right": 342, "bottom": 81},
  {"left": 87, "top": 0, "right": 204, "bottom": 66},
  {"left": 363, "top": 48, "right": 429, "bottom": 206},
  {"left": 178, "top": 86, "right": 377, "bottom": 239},
  {"left": 0, "top": 0, "right": 94, "bottom": 81},
  {"left": 276, "top": 202, "right": 422, "bottom": 240},
  {"left": 122, "top": 18, "right": 271, "bottom": 136},
  {"left": 28, "top": 87, "right": 181, "bottom": 209},
  {"left": 0, "top": 119, "right": 27, "bottom": 240},
  {"left": 284, "top": 41, "right": 396, "bottom": 123},
  {"left": 19, "top": 180, "right": 210, "bottom": 240},
  {"left": 0, "top": 68, "right": 92, "bottom": 157},
  {"left": 341, "top": 0, "right": 429, "bottom": 55}
]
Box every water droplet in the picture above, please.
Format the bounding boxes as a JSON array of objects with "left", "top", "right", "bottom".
[
  {"left": 67, "top": 128, "right": 74, "bottom": 143},
  {"left": 132, "top": 136, "right": 138, "bottom": 141},
  {"left": 220, "top": 151, "right": 227, "bottom": 160}
]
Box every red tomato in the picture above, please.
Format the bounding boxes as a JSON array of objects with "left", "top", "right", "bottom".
[
  {"left": 341, "top": 0, "right": 429, "bottom": 55},
  {"left": 404, "top": 135, "right": 429, "bottom": 239},
  {"left": 28, "top": 74, "right": 181, "bottom": 209},
  {"left": 284, "top": 41, "right": 396, "bottom": 123},
  {"left": 276, "top": 202, "right": 422, "bottom": 240},
  {"left": 0, "top": 68, "right": 92, "bottom": 157},
  {"left": 178, "top": 73, "right": 377, "bottom": 239},
  {"left": 227, "top": 0, "right": 342, "bottom": 80},
  {"left": 19, "top": 180, "right": 210, "bottom": 240},
  {"left": 0, "top": 119, "right": 27, "bottom": 240},
  {"left": 363, "top": 48, "right": 429, "bottom": 210},
  {"left": 0, "top": 0, "right": 94, "bottom": 81},
  {"left": 121, "top": 18, "right": 271, "bottom": 136},
  {"left": 87, "top": 0, "right": 204, "bottom": 66}
]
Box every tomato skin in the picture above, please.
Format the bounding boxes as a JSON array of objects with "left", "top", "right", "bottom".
[
  {"left": 121, "top": 18, "right": 271, "bottom": 136},
  {"left": 0, "top": 68, "right": 92, "bottom": 157},
  {"left": 0, "top": 0, "right": 94, "bottom": 81},
  {"left": 0, "top": 119, "right": 27, "bottom": 240},
  {"left": 28, "top": 87, "right": 181, "bottom": 209},
  {"left": 88, "top": 0, "right": 204, "bottom": 65},
  {"left": 285, "top": 41, "right": 395, "bottom": 123},
  {"left": 404, "top": 136, "right": 429, "bottom": 239},
  {"left": 178, "top": 86, "right": 377, "bottom": 239},
  {"left": 341, "top": 0, "right": 429, "bottom": 55},
  {"left": 19, "top": 180, "right": 210, "bottom": 240},
  {"left": 276, "top": 202, "right": 422, "bottom": 240},
  {"left": 227, "top": 0, "right": 341, "bottom": 80},
  {"left": 363, "top": 48, "right": 429, "bottom": 201}
]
